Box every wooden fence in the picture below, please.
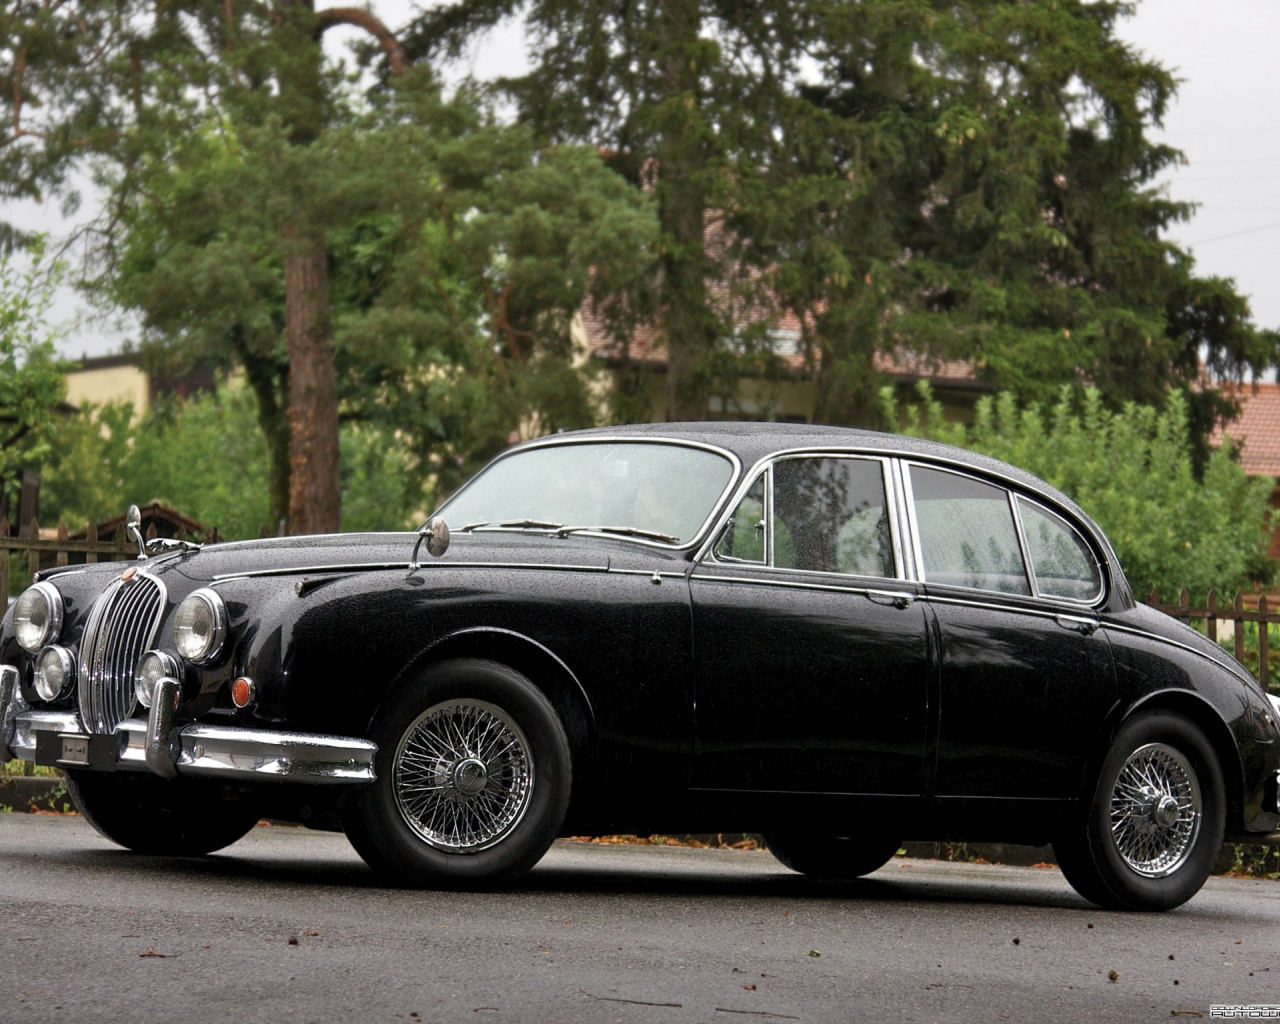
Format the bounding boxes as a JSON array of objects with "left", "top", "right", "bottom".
[
  {"left": 1, "top": 517, "right": 196, "bottom": 600},
  {"left": 1144, "top": 589, "right": 1280, "bottom": 692}
]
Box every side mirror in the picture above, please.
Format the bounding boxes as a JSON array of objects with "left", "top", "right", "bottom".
[{"left": 410, "top": 516, "right": 450, "bottom": 568}]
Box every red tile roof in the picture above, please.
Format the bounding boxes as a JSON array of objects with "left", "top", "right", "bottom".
[{"left": 1213, "top": 383, "right": 1280, "bottom": 477}]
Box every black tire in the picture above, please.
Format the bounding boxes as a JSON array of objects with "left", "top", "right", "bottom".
[
  {"left": 764, "top": 833, "right": 903, "bottom": 879},
  {"left": 66, "top": 770, "right": 260, "bottom": 856},
  {"left": 341, "top": 659, "right": 572, "bottom": 889},
  {"left": 1053, "top": 711, "right": 1225, "bottom": 911}
]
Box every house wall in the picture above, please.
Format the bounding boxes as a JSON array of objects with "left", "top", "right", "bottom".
[{"left": 65, "top": 362, "right": 150, "bottom": 415}]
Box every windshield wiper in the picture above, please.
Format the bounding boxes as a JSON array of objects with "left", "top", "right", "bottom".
[
  {"left": 556, "top": 525, "right": 680, "bottom": 544},
  {"left": 457, "top": 519, "right": 566, "bottom": 533}
]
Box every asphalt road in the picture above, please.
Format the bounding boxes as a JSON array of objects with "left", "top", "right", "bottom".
[{"left": 1, "top": 816, "right": 1277, "bottom": 1024}]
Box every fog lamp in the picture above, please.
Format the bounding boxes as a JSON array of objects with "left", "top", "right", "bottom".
[
  {"left": 134, "top": 651, "right": 180, "bottom": 710},
  {"left": 33, "top": 646, "right": 75, "bottom": 701}
]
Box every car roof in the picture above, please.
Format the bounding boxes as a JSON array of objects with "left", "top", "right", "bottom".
[{"left": 528, "top": 421, "right": 1073, "bottom": 511}]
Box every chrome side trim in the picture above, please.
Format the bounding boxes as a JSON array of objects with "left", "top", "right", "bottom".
[
  {"left": 1104, "top": 620, "right": 1259, "bottom": 689},
  {"left": 213, "top": 560, "right": 611, "bottom": 582},
  {"left": 923, "top": 591, "right": 1100, "bottom": 627},
  {"left": 692, "top": 572, "right": 916, "bottom": 604}
]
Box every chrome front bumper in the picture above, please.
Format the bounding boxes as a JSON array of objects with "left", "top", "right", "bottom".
[{"left": 1, "top": 665, "right": 375, "bottom": 784}]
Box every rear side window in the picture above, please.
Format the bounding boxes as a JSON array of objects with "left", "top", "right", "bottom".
[
  {"left": 909, "top": 465, "right": 1029, "bottom": 595},
  {"left": 1017, "top": 498, "right": 1103, "bottom": 601}
]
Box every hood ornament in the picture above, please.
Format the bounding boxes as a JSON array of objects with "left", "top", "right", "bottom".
[
  {"left": 126, "top": 505, "right": 147, "bottom": 559},
  {"left": 410, "top": 517, "right": 450, "bottom": 569}
]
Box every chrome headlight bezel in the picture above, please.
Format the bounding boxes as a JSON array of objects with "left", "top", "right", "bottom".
[
  {"left": 33, "top": 645, "right": 76, "bottom": 701},
  {"left": 134, "top": 650, "right": 181, "bottom": 710},
  {"left": 13, "top": 582, "right": 64, "bottom": 653},
  {"left": 173, "top": 588, "right": 227, "bottom": 664}
]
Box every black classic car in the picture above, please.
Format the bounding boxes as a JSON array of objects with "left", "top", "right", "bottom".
[{"left": 3, "top": 423, "right": 1279, "bottom": 910}]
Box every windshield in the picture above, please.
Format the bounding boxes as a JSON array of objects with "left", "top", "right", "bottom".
[{"left": 437, "top": 441, "right": 737, "bottom": 545}]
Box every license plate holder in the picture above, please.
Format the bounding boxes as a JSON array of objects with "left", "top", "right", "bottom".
[{"left": 58, "top": 733, "right": 91, "bottom": 766}]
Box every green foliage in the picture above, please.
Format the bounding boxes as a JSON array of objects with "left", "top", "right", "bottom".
[
  {"left": 41, "top": 386, "right": 271, "bottom": 540},
  {"left": 885, "top": 383, "right": 1274, "bottom": 600},
  {"left": 39, "top": 382, "right": 433, "bottom": 540},
  {"left": 0, "top": 242, "right": 69, "bottom": 512}
]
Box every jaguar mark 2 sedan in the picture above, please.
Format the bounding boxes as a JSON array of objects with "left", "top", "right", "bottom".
[{"left": 3, "top": 423, "right": 1279, "bottom": 910}]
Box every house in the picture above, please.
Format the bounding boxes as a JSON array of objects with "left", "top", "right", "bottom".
[
  {"left": 573, "top": 304, "right": 988, "bottom": 425},
  {"left": 1212, "top": 382, "right": 1280, "bottom": 560}
]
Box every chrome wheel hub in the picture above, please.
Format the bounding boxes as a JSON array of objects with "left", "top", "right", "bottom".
[
  {"left": 393, "top": 699, "right": 533, "bottom": 853},
  {"left": 1109, "top": 743, "right": 1202, "bottom": 878}
]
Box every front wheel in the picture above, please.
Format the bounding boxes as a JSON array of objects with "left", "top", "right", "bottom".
[
  {"left": 1054, "top": 711, "right": 1225, "bottom": 911},
  {"left": 764, "top": 833, "right": 903, "bottom": 879},
  {"left": 67, "top": 770, "right": 260, "bottom": 856},
  {"left": 341, "top": 659, "right": 572, "bottom": 888}
]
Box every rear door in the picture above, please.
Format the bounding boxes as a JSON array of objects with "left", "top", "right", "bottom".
[{"left": 904, "top": 462, "right": 1117, "bottom": 802}]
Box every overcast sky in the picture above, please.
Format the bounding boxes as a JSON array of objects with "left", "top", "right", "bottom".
[{"left": 20, "top": 0, "right": 1280, "bottom": 360}]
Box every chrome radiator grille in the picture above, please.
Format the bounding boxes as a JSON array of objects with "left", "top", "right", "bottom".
[{"left": 77, "top": 574, "right": 167, "bottom": 734}]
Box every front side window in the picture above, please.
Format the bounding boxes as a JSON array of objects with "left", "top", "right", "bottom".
[
  {"left": 910, "top": 465, "right": 1029, "bottom": 595},
  {"left": 713, "top": 457, "right": 894, "bottom": 578},
  {"left": 714, "top": 474, "right": 766, "bottom": 563},
  {"left": 1018, "top": 498, "right": 1103, "bottom": 601}
]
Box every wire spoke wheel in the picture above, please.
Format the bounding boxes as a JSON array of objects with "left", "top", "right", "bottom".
[
  {"left": 393, "top": 699, "right": 534, "bottom": 853},
  {"left": 1108, "top": 742, "right": 1201, "bottom": 878}
]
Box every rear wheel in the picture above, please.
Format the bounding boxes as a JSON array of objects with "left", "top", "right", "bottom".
[
  {"left": 342, "top": 659, "right": 571, "bottom": 888},
  {"left": 67, "top": 771, "right": 260, "bottom": 856},
  {"left": 764, "top": 833, "right": 902, "bottom": 879},
  {"left": 1054, "top": 711, "right": 1224, "bottom": 911}
]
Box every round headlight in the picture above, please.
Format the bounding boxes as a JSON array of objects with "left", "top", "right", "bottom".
[
  {"left": 173, "top": 588, "right": 227, "bottom": 663},
  {"left": 34, "top": 645, "right": 75, "bottom": 701},
  {"left": 135, "top": 650, "right": 180, "bottom": 710},
  {"left": 13, "top": 582, "right": 64, "bottom": 653}
]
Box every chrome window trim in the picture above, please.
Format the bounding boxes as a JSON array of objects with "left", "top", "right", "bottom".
[
  {"left": 699, "top": 452, "right": 904, "bottom": 582},
  {"left": 434, "top": 435, "right": 742, "bottom": 553},
  {"left": 1012, "top": 494, "right": 1107, "bottom": 607},
  {"left": 904, "top": 460, "right": 1103, "bottom": 603}
]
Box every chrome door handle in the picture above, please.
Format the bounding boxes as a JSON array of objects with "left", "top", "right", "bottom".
[
  {"left": 1055, "top": 614, "right": 1100, "bottom": 636},
  {"left": 867, "top": 590, "right": 915, "bottom": 610}
]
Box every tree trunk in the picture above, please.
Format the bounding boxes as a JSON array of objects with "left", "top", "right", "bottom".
[
  {"left": 657, "top": 0, "right": 715, "bottom": 422},
  {"left": 233, "top": 335, "right": 291, "bottom": 533},
  {"left": 283, "top": 222, "right": 341, "bottom": 534}
]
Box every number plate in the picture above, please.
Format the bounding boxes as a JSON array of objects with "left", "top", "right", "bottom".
[{"left": 59, "top": 734, "right": 91, "bottom": 766}]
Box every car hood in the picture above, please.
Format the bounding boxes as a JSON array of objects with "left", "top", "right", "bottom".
[{"left": 161, "top": 530, "right": 692, "bottom": 583}]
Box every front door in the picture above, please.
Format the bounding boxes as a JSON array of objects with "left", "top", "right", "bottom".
[{"left": 689, "top": 455, "right": 931, "bottom": 796}]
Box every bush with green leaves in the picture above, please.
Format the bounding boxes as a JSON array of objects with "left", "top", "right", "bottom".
[
  {"left": 883, "top": 385, "right": 1274, "bottom": 601},
  {"left": 40, "top": 383, "right": 429, "bottom": 540},
  {"left": 0, "top": 242, "right": 69, "bottom": 516}
]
